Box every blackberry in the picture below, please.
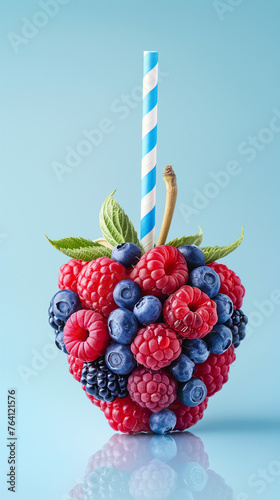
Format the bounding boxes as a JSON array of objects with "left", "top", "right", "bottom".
[
  {"left": 83, "top": 466, "right": 130, "bottom": 500},
  {"left": 81, "top": 356, "right": 129, "bottom": 402},
  {"left": 196, "top": 469, "right": 233, "bottom": 500},
  {"left": 224, "top": 309, "right": 248, "bottom": 348}
]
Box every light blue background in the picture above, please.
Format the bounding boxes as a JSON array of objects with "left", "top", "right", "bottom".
[{"left": 1, "top": 0, "right": 280, "bottom": 498}]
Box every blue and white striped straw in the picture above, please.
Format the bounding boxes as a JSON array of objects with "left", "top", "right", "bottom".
[{"left": 140, "top": 51, "right": 158, "bottom": 251}]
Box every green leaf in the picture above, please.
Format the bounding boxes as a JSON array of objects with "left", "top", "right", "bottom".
[
  {"left": 167, "top": 227, "right": 203, "bottom": 248},
  {"left": 46, "top": 236, "right": 111, "bottom": 261},
  {"left": 99, "top": 191, "right": 143, "bottom": 251},
  {"left": 201, "top": 226, "right": 244, "bottom": 264}
]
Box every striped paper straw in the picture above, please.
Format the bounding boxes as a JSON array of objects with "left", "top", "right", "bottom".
[{"left": 140, "top": 51, "right": 158, "bottom": 252}]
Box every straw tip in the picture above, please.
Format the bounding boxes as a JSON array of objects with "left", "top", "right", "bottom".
[{"left": 144, "top": 50, "right": 158, "bottom": 55}]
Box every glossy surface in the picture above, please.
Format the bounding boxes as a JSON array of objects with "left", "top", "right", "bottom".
[{"left": 57, "top": 425, "right": 280, "bottom": 500}]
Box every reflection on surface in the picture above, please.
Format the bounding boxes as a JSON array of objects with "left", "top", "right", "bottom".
[{"left": 68, "top": 432, "right": 233, "bottom": 500}]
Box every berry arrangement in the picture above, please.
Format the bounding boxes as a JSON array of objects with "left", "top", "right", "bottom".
[
  {"left": 68, "top": 432, "right": 234, "bottom": 499},
  {"left": 47, "top": 168, "right": 247, "bottom": 434}
]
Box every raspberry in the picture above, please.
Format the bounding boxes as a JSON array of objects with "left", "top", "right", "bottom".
[
  {"left": 81, "top": 356, "right": 129, "bottom": 402},
  {"left": 68, "top": 354, "right": 84, "bottom": 382},
  {"left": 171, "top": 432, "right": 209, "bottom": 470},
  {"left": 128, "top": 366, "right": 177, "bottom": 413},
  {"left": 168, "top": 398, "right": 208, "bottom": 431},
  {"left": 163, "top": 285, "right": 218, "bottom": 339},
  {"left": 68, "top": 484, "right": 84, "bottom": 500},
  {"left": 102, "top": 396, "right": 152, "bottom": 433},
  {"left": 129, "top": 459, "right": 176, "bottom": 499},
  {"left": 194, "top": 345, "right": 236, "bottom": 397},
  {"left": 83, "top": 466, "right": 130, "bottom": 500},
  {"left": 77, "top": 257, "right": 126, "bottom": 317},
  {"left": 58, "top": 259, "right": 87, "bottom": 293},
  {"left": 130, "top": 245, "right": 188, "bottom": 298},
  {"left": 64, "top": 309, "right": 110, "bottom": 362},
  {"left": 86, "top": 434, "right": 152, "bottom": 474},
  {"left": 131, "top": 323, "right": 181, "bottom": 370},
  {"left": 207, "top": 262, "right": 245, "bottom": 309},
  {"left": 224, "top": 309, "right": 248, "bottom": 348}
]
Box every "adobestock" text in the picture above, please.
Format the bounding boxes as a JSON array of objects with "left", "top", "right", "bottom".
[{"left": 8, "top": 0, "right": 71, "bottom": 54}]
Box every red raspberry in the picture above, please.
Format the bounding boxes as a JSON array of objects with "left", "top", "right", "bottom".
[
  {"left": 64, "top": 309, "right": 110, "bottom": 362},
  {"left": 102, "top": 396, "right": 151, "bottom": 433},
  {"left": 129, "top": 460, "right": 176, "bottom": 499},
  {"left": 67, "top": 354, "right": 84, "bottom": 382},
  {"left": 68, "top": 484, "right": 84, "bottom": 500},
  {"left": 207, "top": 262, "right": 245, "bottom": 309},
  {"left": 130, "top": 245, "right": 188, "bottom": 298},
  {"left": 163, "top": 285, "right": 218, "bottom": 339},
  {"left": 169, "top": 398, "right": 208, "bottom": 431},
  {"left": 83, "top": 385, "right": 102, "bottom": 407},
  {"left": 77, "top": 257, "right": 126, "bottom": 317},
  {"left": 86, "top": 434, "right": 152, "bottom": 473},
  {"left": 58, "top": 259, "right": 87, "bottom": 293},
  {"left": 131, "top": 323, "right": 181, "bottom": 370},
  {"left": 172, "top": 432, "right": 209, "bottom": 470},
  {"left": 128, "top": 366, "right": 177, "bottom": 413},
  {"left": 194, "top": 345, "right": 236, "bottom": 397}
]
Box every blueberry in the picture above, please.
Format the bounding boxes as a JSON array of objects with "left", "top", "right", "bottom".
[
  {"left": 149, "top": 409, "right": 177, "bottom": 434},
  {"left": 113, "top": 280, "right": 142, "bottom": 309},
  {"left": 182, "top": 338, "right": 210, "bottom": 364},
  {"left": 108, "top": 308, "right": 139, "bottom": 344},
  {"left": 50, "top": 290, "right": 82, "bottom": 322},
  {"left": 168, "top": 353, "right": 195, "bottom": 382},
  {"left": 48, "top": 305, "right": 65, "bottom": 330},
  {"left": 183, "top": 462, "right": 208, "bottom": 492},
  {"left": 178, "top": 245, "right": 205, "bottom": 270},
  {"left": 133, "top": 295, "right": 162, "bottom": 325},
  {"left": 55, "top": 330, "right": 69, "bottom": 354},
  {"left": 105, "top": 342, "right": 136, "bottom": 375},
  {"left": 150, "top": 435, "right": 177, "bottom": 461},
  {"left": 111, "top": 242, "right": 142, "bottom": 267},
  {"left": 189, "top": 266, "right": 220, "bottom": 298},
  {"left": 205, "top": 324, "right": 232, "bottom": 354},
  {"left": 178, "top": 378, "right": 207, "bottom": 407},
  {"left": 213, "top": 293, "right": 233, "bottom": 323}
]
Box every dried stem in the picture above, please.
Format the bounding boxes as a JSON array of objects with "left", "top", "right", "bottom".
[{"left": 156, "top": 165, "right": 177, "bottom": 246}]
